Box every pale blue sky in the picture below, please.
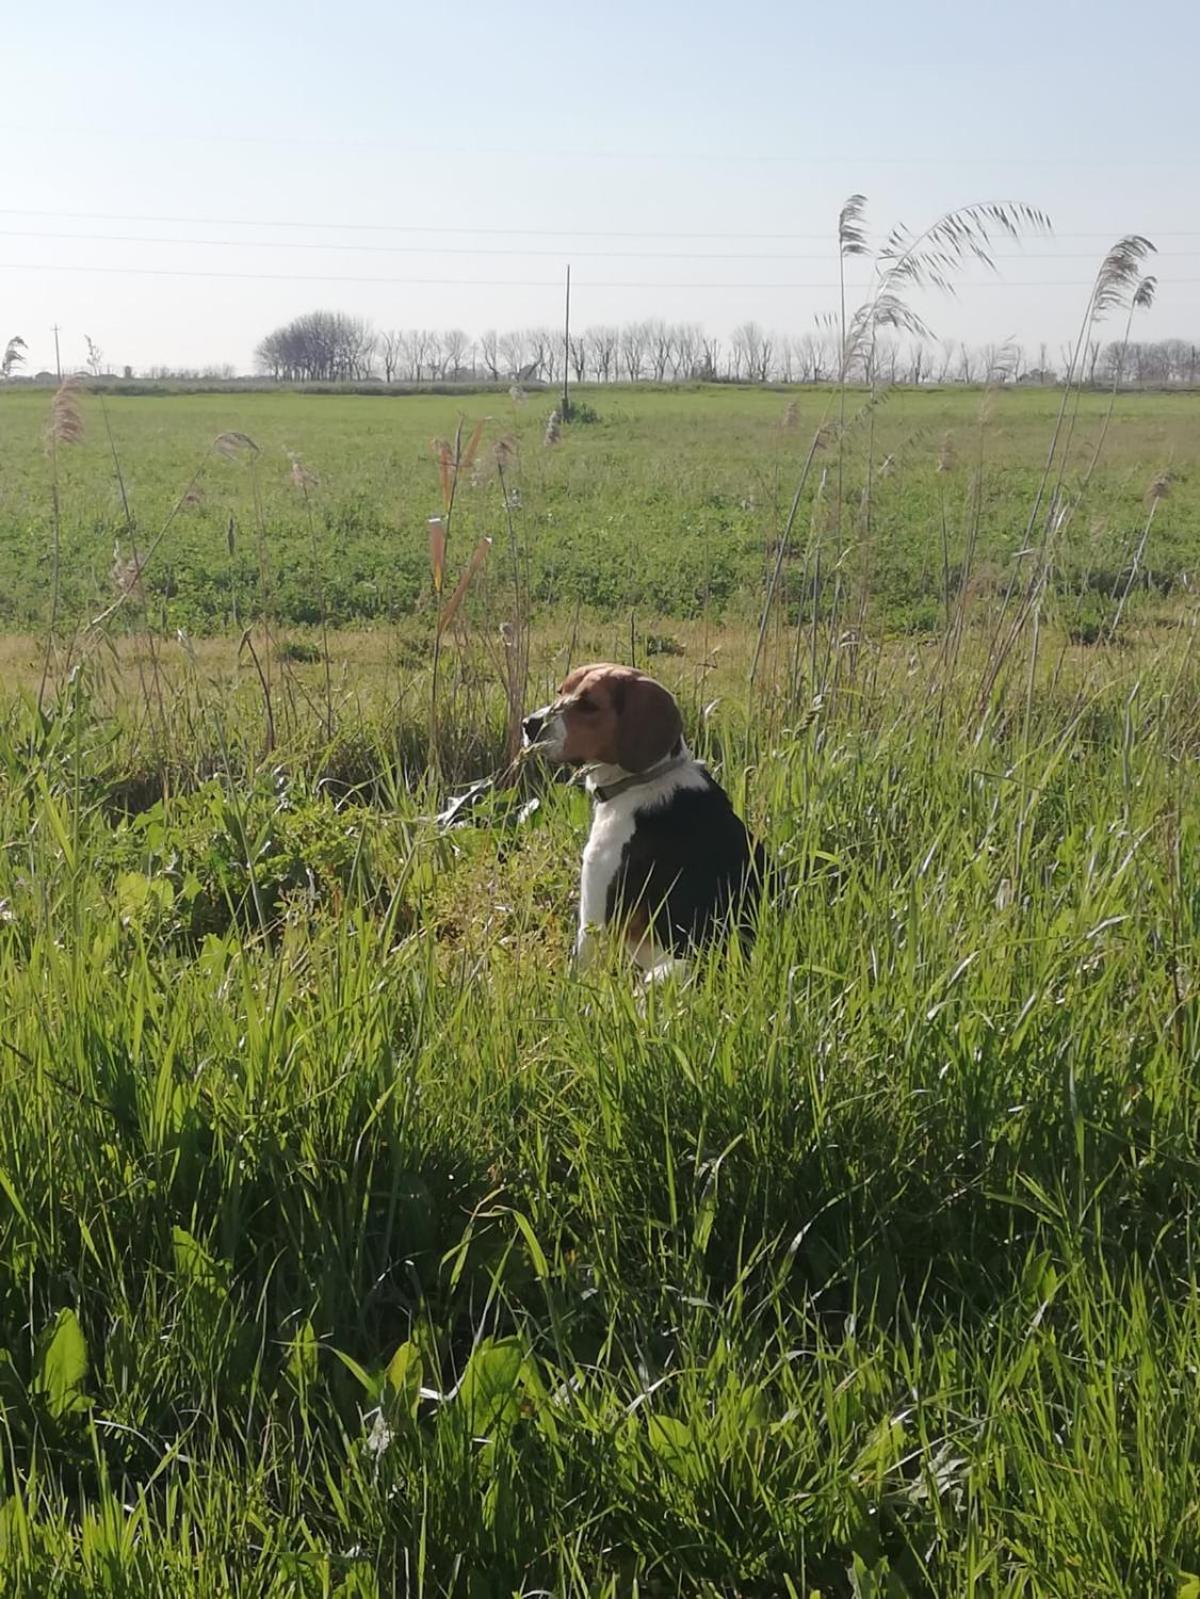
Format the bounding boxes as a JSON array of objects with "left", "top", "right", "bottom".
[{"left": 3, "top": 0, "right": 1197, "bottom": 373}]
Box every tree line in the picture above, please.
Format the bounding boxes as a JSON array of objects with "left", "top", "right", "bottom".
[
  {"left": 253, "top": 311, "right": 1200, "bottom": 389},
  {"left": 3, "top": 316, "right": 1196, "bottom": 389}
]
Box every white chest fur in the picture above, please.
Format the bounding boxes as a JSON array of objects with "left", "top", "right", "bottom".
[
  {"left": 573, "top": 753, "right": 708, "bottom": 971},
  {"left": 576, "top": 795, "right": 640, "bottom": 967}
]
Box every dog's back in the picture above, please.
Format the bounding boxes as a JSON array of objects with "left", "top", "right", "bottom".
[{"left": 606, "top": 769, "right": 766, "bottom": 958}]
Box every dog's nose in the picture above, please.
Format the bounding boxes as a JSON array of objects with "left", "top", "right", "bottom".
[{"left": 522, "top": 713, "right": 544, "bottom": 743}]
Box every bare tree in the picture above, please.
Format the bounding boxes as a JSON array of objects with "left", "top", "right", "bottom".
[
  {"left": 646, "top": 319, "right": 674, "bottom": 382},
  {"left": 671, "top": 323, "right": 702, "bottom": 378},
  {"left": 586, "top": 325, "right": 618, "bottom": 382},
  {"left": 441, "top": 328, "right": 472, "bottom": 378},
  {"left": 401, "top": 328, "right": 433, "bottom": 381},
  {"left": 354, "top": 323, "right": 377, "bottom": 378},
  {"left": 980, "top": 342, "right": 1009, "bottom": 384},
  {"left": 479, "top": 328, "right": 502, "bottom": 381},
  {"left": 254, "top": 310, "right": 376, "bottom": 380},
  {"left": 433, "top": 332, "right": 456, "bottom": 378},
  {"left": 730, "top": 322, "right": 770, "bottom": 381},
  {"left": 380, "top": 331, "right": 403, "bottom": 383},
  {"left": 792, "top": 331, "right": 829, "bottom": 383},
  {"left": 729, "top": 324, "right": 749, "bottom": 379},
  {"left": 759, "top": 331, "right": 775, "bottom": 382},
  {"left": 257, "top": 311, "right": 374, "bottom": 381},
  {"left": 498, "top": 329, "right": 528, "bottom": 379},
  {"left": 1098, "top": 340, "right": 1125, "bottom": 386},
  {"left": 619, "top": 322, "right": 647, "bottom": 382},
  {"left": 697, "top": 336, "right": 721, "bottom": 380},
  {"left": 526, "top": 327, "right": 556, "bottom": 382}
]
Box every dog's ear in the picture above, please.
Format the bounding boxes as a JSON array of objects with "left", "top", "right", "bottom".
[{"left": 613, "top": 673, "right": 683, "bottom": 772}]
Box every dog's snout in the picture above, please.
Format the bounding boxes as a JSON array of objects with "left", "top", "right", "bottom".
[{"left": 522, "top": 712, "right": 545, "bottom": 743}]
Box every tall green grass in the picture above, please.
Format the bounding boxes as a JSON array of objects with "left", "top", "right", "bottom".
[{"left": 3, "top": 628, "right": 1200, "bottom": 1594}]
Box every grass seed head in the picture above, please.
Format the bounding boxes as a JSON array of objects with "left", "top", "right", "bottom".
[
  {"left": 288, "top": 452, "right": 319, "bottom": 490},
  {"left": 47, "top": 380, "right": 84, "bottom": 448},
  {"left": 214, "top": 431, "right": 260, "bottom": 460},
  {"left": 428, "top": 516, "right": 447, "bottom": 594},
  {"left": 110, "top": 543, "right": 143, "bottom": 599}
]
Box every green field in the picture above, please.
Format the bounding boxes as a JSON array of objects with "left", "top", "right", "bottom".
[
  {"left": 3, "top": 384, "right": 1200, "bottom": 1594},
  {"left": 1, "top": 383, "right": 1197, "bottom": 636}
]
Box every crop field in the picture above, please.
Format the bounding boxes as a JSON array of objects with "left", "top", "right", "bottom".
[
  {"left": 2, "top": 382, "right": 1200, "bottom": 1595},
  {"left": 0, "top": 383, "right": 1197, "bottom": 638}
]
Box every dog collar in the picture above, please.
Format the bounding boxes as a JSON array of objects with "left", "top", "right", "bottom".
[{"left": 590, "top": 751, "right": 693, "bottom": 805}]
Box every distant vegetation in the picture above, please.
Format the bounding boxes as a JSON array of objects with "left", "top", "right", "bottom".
[{"left": 7, "top": 327, "right": 1196, "bottom": 389}]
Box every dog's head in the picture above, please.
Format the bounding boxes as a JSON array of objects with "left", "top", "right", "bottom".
[{"left": 523, "top": 662, "right": 684, "bottom": 773}]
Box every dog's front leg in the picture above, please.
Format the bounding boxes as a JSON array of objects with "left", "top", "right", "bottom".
[{"left": 573, "top": 922, "right": 600, "bottom": 971}]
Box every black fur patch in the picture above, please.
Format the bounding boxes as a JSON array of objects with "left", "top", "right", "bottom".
[{"left": 604, "top": 773, "right": 766, "bottom": 956}]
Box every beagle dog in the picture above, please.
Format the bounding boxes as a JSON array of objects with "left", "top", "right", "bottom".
[{"left": 523, "top": 663, "right": 765, "bottom": 978}]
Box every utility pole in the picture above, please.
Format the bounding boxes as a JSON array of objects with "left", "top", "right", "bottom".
[
  {"left": 561, "top": 265, "right": 571, "bottom": 421},
  {"left": 51, "top": 324, "right": 62, "bottom": 381}
]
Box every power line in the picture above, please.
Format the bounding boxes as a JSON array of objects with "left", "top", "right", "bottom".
[
  {"left": 0, "top": 261, "right": 848, "bottom": 289},
  {"left": 0, "top": 227, "right": 1197, "bottom": 263},
  {"left": 4, "top": 123, "right": 1198, "bottom": 168},
  {"left": 0, "top": 228, "right": 903, "bottom": 262},
  {"left": 1, "top": 206, "right": 1199, "bottom": 243},
  {"left": 3, "top": 260, "right": 1197, "bottom": 291},
  {"left": 5, "top": 206, "right": 869, "bottom": 239}
]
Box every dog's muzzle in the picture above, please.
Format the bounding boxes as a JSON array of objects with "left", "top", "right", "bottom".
[{"left": 523, "top": 705, "right": 565, "bottom": 757}]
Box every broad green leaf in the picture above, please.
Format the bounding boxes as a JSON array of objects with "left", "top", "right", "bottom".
[
  {"left": 647, "top": 1414, "right": 702, "bottom": 1484},
  {"left": 457, "top": 1337, "right": 524, "bottom": 1436},
  {"left": 385, "top": 1340, "right": 423, "bottom": 1421},
  {"left": 36, "top": 1309, "right": 89, "bottom": 1419},
  {"left": 171, "top": 1226, "right": 228, "bottom": 1302},
  {"left": 116, "top": 870, "right": 152, "bottom": 920},
  {"left": 170, "top": 1227, "right": 230, "bottom": 1342}
]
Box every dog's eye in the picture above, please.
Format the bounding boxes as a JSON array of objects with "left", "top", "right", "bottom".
[{"left": 576, "top": 698, "right": 597, "bottom": 713}]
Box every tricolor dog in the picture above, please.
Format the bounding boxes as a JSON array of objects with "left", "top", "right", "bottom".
[{"left": 523, "top": 663, "right": 765, "bottom": 978}]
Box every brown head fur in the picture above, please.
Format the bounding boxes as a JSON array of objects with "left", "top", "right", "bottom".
[{"left": 549, "top": 663, "right": 683, "bottom": 771}]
